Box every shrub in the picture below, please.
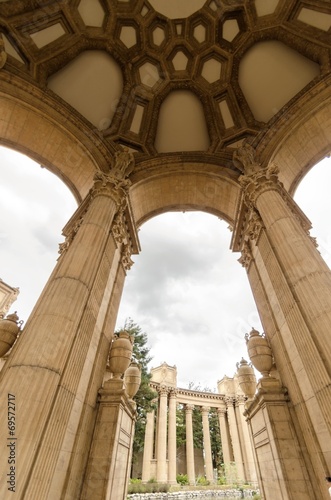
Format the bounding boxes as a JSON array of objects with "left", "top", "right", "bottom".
[
  {"left": 196, "top": 475, "right": 210, "bottom": 486},
  {"left": 176, "top": 474, "right": 189, "bottom": 485}
]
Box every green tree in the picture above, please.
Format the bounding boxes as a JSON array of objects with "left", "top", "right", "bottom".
[{"left": 115, "top": 318, "right": 157, "bottom": 467}]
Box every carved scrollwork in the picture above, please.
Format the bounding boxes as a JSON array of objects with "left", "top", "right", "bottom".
[
  {"left": 238, "top": 240, "right": 252, "bottom": 269},
  {"left": 0, "top": 34, "right": 7, "bottom": 69},
  {"left": 121, "top": 244, "right": 134, "bottom": 271}
]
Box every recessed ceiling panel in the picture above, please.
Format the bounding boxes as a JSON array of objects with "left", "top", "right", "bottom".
[
  {"left": 297, "top": 8, "right": 331, "bottom": 31},
  {"left": 78, "top": 0, "right": 105, "bottom": 27},
  {"left": 239, "top": 40, "right": 320, "bottom": 122},
  {"left": 255, "top": 0, "right": 279, "bottom": 17},
  {"left": 149, "top": 0, "right": 206, "bottom": 19},
  {"left": 48, "top": 50, "right": 123, "bottom": 130},
  {"left": 30, "top": 23, "right": 66, "bottom": 49},
  {"left": 155, "top": 90, "right": 210, "bottom": 152}
]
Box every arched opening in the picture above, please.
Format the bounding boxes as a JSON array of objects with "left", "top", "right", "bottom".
[
  {"left": 116, "top": 210, "right": 262, "bottom": 388},
  {"left": 0, "top": 146, "right": 77, "bottom": 321}
]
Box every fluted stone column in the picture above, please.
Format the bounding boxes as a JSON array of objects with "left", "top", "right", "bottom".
[
  {"left": 168, "top": 389, "right": 177, "bottom": 484},
  {"left": 217, "top": 406, "right": 232, "bottom": 465},
  {"left": 142, "top": 410, "right": 155, "bottom": 482},
  {"left": 201, "top": 406, "right": 214, "bottom": 482},
  {"left": 0, "top": 165, "right": 138, "bottom": 499},
  {"left": 185, "top": 404, "right": 196, "bottom": 485},
  {"left": 225, "top": 397, "right": 245, "bottom": 481},
  {"left": 156, "top": 385, "right": 168, "bottom": 482},
  {"left": 235, "top": 396, "right": 257, "bottom": 483},
  {"left": 232, "top": 145, "right": 331, "bottom": 497}
]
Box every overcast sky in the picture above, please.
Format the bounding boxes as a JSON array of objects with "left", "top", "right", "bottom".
[{"left": 1, "top": 146, "right": 330, "bottom": 390}]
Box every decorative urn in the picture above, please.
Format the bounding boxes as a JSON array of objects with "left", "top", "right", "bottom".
[
  {"left": 0, "top": 312, "right": 22, "bottom": 357},
  {"left": 236, "top": 358, "right": 257, "bottom": 399},
  {"left": 108, "top": 330, "right": 133, "bottom": 379},
  {"left": 245, "top": 327, "right": 273, "bottom": 378},
  {"left": 124, "top": 361, "right": 141, "bottom": 399}
]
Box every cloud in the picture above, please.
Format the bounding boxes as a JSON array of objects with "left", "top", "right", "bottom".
[{"left": 1, "top": 146, "right": 331, "bottom": 390}]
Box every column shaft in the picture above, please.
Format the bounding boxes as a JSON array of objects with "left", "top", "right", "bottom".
[
  {"left": 236, "top": 399, "right": 257, "bottom": 483},
  {"left": 217, "top": 407, "right": 232, "bottom": 465},
  {"left": 226, "top": 399, "right": 245, "bottom": 481},
  {"left": 185, "top": 405, "right": 196, "bottom": 485},
  {"left": 142, "top": 410, "right": 155, "bottom": 482},
  {"left": 168, "top": 390, "right": 177, "bottom": 484},
  {"left": 156, "top": 387, "right": 168, "bottom": 482},
  {"left": 201, "top": 406, "right": 214, "bottom": 482}
]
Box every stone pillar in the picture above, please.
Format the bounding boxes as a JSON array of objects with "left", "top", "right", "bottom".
[
  {"left": 231, "top": 148, "right": 331, "bottom": 498},
  {"left": 185, "top": 404, "right": 196, "bottom": 485},
  {"left": 142, "top": 410, "right": 155, "bottom": 482},
  {"left": 156, "top": 385, "right": 168, "bottom": 482},
  {"left": 225, "top": 397, "right": 245, "bottom": 481},
  {"left": 0, "top": 155, "right": 139, "bottom": 498},
  {"left": 245, "top": 377, "right": 316, "bottom": 500},
  {"left": 81, "top": 378, "right": 136, "bottom": 500},
  {"left": 168, "top": 389, "right": 177, "bottom": 484},
  {"left": 201, "top": 406, "right": 214, "bottom": 482},
  {"left": 217, "top": 406, "right": 233, "bottom": 466},
  {"left": 235, "top": 396, "right": 257, "bottom": 484}
]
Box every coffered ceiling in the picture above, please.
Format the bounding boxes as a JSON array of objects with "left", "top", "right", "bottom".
[{"left": 0, "top": 0, "right": 330, "bottom": 158}]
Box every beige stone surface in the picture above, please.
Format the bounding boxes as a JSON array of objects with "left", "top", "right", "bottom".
[{"left": 0, "top": 1, "right": 331, "bottom": 497}]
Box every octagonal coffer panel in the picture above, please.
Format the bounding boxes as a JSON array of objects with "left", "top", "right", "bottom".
[
  {"left": 238, "top": 40, "right": 320, "bottom": 122},
  {"left": 47, "top": 51, "right": 123, "bottom": 130},
  {"left": 78, "top": 0, "right": 105, "bottom": 27},
  {"left": 201, "top": 57, "right": 222, "bottom": 84},
  {"left": 155, "top": 90, "right": 210, "bottom": 152}
]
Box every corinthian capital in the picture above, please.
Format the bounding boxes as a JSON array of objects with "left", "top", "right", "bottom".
[
  {"left": 238, "top": 162, "right": 281, "bottom": 208},
  {"left": 92, "top": 171, "right": 131, "bottom": 209}
]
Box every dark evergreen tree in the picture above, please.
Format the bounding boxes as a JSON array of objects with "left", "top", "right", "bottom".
[{"left": 115, "top": 318, "right": 157, "bottom": 468}]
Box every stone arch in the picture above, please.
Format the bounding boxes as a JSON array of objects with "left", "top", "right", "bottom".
[
  {"left": 129, "top": 169, "right": 240, "bottom": 227},
  {"left": 258, "top": 78, "right": 331, "bottom": 194},
  {"left": 0, "top": 92, "right": 104, "bottom": 202}
]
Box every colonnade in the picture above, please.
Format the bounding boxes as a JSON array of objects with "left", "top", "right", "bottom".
[{"left": 141, "top": 365, "right": 257, "bottom": 485}]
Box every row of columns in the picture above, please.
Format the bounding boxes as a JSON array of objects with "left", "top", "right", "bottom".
[{"left": 142, "top": 386, "right": 256, "bottom": 485}]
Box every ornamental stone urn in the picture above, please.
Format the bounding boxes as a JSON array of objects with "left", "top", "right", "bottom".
[
  {"left": 245, "top": 327, "right": 273, "bottom": 378},
  {"left": 236, "top": 357, "right": 257, "bottom": 399},
  {"left": 0, "top": 311, "right": 22, "bottom": 357},
  {"left": 124, "top": 361, "right": 141, "bottom": 399},
  {"left": 108, "top": 330, "right": 133, "bottom": 379}
]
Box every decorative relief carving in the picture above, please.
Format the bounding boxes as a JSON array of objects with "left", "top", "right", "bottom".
[
  {"left": 238, "top": 240, "right": 252, "bottom": 269},
  {"left": 121, "top": 243, "right": 134, "bottom": 270},
  {"left": 158, "top": 384, "right": 169, "bottom": 396},
  {"left": 92, "top": 146, "right": 135, "bottom": 209},
  {"left": 0, "top": 34, "right": 7, "bottom": 69}
]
